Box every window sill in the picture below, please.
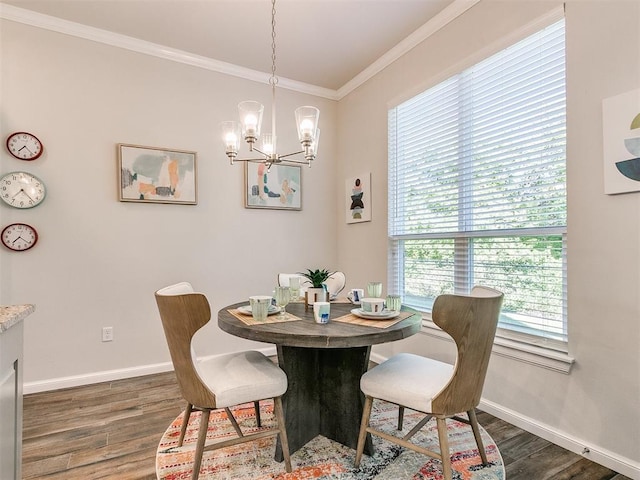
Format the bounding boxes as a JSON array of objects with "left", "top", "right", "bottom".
[{"left": 420, "top": 318, "right": 575, "bottom": 374}]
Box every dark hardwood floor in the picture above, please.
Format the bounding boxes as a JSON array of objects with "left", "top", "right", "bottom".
[{"left": 22, "top": 371, "right": 631, "bottom": 479}]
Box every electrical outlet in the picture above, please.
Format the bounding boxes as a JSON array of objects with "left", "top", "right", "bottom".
[{"left": 102, "top": 326, "right": 114, "bottom": 342}]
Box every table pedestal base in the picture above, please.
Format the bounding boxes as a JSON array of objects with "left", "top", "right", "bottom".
[{"left": 274, "top": 345, "right": 375, "bottom": 461}]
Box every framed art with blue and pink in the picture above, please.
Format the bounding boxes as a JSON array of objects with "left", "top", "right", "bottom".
[{"left": 244, "top": 162, "right": 302, "bottom": 210}]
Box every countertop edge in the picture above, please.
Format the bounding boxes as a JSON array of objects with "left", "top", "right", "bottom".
[{"left": 0, "top": 304, "right": 36, "bottom": 333}]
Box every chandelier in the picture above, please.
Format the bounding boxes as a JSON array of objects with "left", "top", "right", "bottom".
[{"left": 221, "top": 0, "right": 320, "bottom": 168}]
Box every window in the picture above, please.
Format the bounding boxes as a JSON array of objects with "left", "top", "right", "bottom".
[{"left": 388, "top": 19, "right": 567, "bottom": 349}]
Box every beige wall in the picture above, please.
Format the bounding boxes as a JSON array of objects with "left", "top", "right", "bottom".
[
  {"left": 2, "top": 0, "right": 639, "bottom": 476},
  {"left": 337, "top": 0, "right": 640, "bottom": 475},
  {"left": 0, "top": 21, "right": 338, "bottom": 383}
]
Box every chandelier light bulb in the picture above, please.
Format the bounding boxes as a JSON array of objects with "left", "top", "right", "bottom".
[
  {"left": 244, "top": 114, "right": 258, "bottom": 134},
  {"left": 299, "top": 119, "right": 314, "bottom": 140},
  {"left": 220, "top": 121, "right": 241, "bottom": 160},
  {"left": 295, "top": 106, "right": 320, "bottom": 147},
  {"left": 263, "top": 134, "right": 276, "bottom": 156},
  {"left": 225, "top": 132, "right": 237, "bottom": 149}
]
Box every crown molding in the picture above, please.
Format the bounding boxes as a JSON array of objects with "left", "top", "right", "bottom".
[
  {"left": 1, "top": 1, "right": 478, "bottom": 102},
  {"left": 336, "top": 0, "right": 481, "bottom": 99},
  {"left": 0, "top": 2, "right": 339, "bottom": 100}
]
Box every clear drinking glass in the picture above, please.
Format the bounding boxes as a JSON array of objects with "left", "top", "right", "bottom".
[
  {"left": 386, "top": 294, "right": 402, "bottom": 312},
  {"left": 367, "top": 282, "right": 383, "bottom": 298},
  {"left": 274, "top": 286, "right": 291, "bottom": 319},
  {"left": 289, "top": 276, "right": 301, "bottom": 300}
]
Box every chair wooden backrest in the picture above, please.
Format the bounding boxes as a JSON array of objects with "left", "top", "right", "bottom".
[
  {"left": 155, "top": 282, "right": 217, "bottom": 409},
  {"left": 430, "top": 286, "right": 504, "bottom": 415}
]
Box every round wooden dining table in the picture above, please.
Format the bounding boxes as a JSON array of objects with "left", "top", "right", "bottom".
[{"left": 217, "top": 300, "right": 422, "bottom": 461}]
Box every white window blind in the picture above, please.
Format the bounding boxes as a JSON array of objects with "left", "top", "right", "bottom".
[{"left": 388, "top": 19, "right": 567, "bottom": 347}]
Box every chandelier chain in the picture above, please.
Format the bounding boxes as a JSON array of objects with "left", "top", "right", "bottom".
[{"left": 270, "top": 0, "right": 278, "bottom": 87}]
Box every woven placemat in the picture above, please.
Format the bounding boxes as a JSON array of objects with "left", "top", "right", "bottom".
[
  {"left": 227, "top": 309, "right": 301, "bottom": 326},
  {"left": 332, "top": 310, "right": 413, "bottom": 329}
]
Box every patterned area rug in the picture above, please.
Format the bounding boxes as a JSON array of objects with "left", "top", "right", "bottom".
[{"left": 156, "top": 400, "right": 504, "bottom": 480}]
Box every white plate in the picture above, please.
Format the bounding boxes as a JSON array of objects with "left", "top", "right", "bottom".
[
  {"left": 351, "top": 308, "right": 400, "bottom": 320},
  {"left": 237, "top": 305, "right": 281, "bottom": 316}
]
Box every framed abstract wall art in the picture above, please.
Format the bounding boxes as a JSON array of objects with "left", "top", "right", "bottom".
[
  {"left": 345, "top": 172, "right": 371, "bottom": 223},
  {"left": 602, "top": 88, "right": 640, "bottom": 195},
  {"left": 244, "top": 162, "right": 302, "bottom": 210},
  {"left": 118, "top": 144, "right": 197, "bottom": 204}
]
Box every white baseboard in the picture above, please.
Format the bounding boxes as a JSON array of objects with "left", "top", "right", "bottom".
[
  {"left": 23, "top": 346, "right": 278, "bottom": 395},
  {"left": 478, "top": 399, "right": 640, "bottom": 480},
  {"left": 23, "top": 362, "right": 174, "bottom": 394}
]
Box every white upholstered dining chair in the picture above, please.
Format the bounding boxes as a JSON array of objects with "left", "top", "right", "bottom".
[
  {"left": 354, "top": 286, "right": 504, "bottom": 480},
  {"left": 323, "top": 271, "right": 346, "bottom": 298},
  {"left": 155, "top": 282, "right": 291, "bottom": 479}
]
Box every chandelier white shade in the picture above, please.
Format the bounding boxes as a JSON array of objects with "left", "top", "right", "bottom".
[{"left": 221, "top": 0, "right": 320, "bottom": 168}]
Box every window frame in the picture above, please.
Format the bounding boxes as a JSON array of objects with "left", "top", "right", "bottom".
[{"left": 386, "top": 8, "right": 574, "bottom": 371}]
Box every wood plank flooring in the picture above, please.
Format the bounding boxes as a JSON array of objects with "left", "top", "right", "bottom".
[{"left": 22, "top": 371, "right": 632, "bottom": 480}]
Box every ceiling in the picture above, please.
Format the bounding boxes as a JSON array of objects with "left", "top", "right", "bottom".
[{"left": 2, "top": 0, "right": 465, "bottom": 93}]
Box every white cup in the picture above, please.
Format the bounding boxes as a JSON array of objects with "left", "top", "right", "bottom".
[
  {"left": 361, "top": 297, "right": 385, "bottom": 313},
  {"left": 348, "top": 288, "right": 365, "bottom": 303},
  {"left": 249, "top": 295, "right": 272, "bottom": 321},
  {"left": 313, "top": 301, "right": 331, "bottom": 324}
]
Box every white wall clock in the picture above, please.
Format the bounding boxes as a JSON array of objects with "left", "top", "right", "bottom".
[
  {"left": 6, "top": 132, "right": 43, "bottom": 160},
  {"left": 1, "top": 223, "right": 38, "bottom": 251},
  {"left": 0, "top": 171, "right": 46, "bottom": 209}
]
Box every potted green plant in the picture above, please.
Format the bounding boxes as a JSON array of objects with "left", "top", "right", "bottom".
[
  {"left": 299, "top": 268, "right": 335, "bottom": 309},
  {"left": 299, "top": 268, "right": 335, "bottom": 288}
]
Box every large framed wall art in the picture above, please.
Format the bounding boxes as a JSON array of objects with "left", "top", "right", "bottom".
[{"left": 118, "top": 144, "right": 197, "bottom": 204}]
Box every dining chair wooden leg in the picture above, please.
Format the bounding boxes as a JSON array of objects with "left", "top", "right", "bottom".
[
  {"left": 254, "top": 400, "right": 262, "bottom": 427},
  {"left": 273, "top": 396, "right": 292, "bottom": 472},
  {"left": 436, "top": 417, "right": 453, "bottom": 480},
  {"left": 467, "top": 409, "right": 488, "bottom": 465},
  {"left": 179, "top": 403, "right": 193, "bottom": 447},
  {"left": 192, "top": 409, "right": 210, "bottom": 480},
  {"left": 354, "top": 395, "right": 374, "bottom": 468},
  {"left": 225, "top": 407, "right": 244, "bottom": 437},
  {"left": 397, "top": 406, "right": 405, "bottom": 430}
]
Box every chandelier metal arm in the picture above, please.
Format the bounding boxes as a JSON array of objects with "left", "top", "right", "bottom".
[{"left": 276, "top": 150, "right": 305, "bottom": 159}]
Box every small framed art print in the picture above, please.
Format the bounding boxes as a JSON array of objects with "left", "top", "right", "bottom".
[
  {"left": 346, "top": 173, "right": 371, "bottom": 223},
  {"left": 244, "top": 162, "right": 302, "bottom": 210}
]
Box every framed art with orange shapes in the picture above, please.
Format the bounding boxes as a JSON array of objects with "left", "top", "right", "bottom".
[{"left": 118, "top": 144, "right": 197, "bottom": 204}]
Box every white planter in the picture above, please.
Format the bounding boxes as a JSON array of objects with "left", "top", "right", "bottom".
[{"left": 305, "top": 287, "right": 329, "bottom": 310}]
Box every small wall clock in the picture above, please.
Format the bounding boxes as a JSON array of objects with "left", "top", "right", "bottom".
[
  {"left": 1, "top": 223, "right": 38, "bottom": 251},
  {"left": 0, "top": 171, "right": 47, "bottom": 209},
  {"left": 6, "top": 132, "right": 43, "bottom": 160}
]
